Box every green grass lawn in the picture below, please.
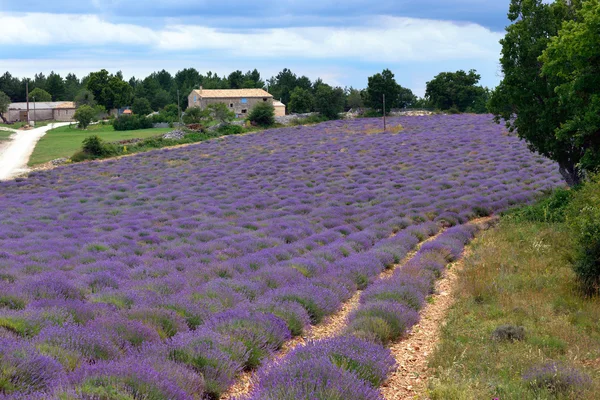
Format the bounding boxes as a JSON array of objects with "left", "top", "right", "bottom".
[
  {"left": 29, "top": 123, "right": 172, "bottom": 165},
  {"left": 0, "top": 130, "right": 14, "bottom": 142}
]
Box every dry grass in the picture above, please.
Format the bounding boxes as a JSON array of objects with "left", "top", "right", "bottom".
[{"left": 427, "top": 221, "right": 600, "bottom": 399}]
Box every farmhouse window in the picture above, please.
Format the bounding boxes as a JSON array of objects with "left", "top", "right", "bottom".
[
  {"left": 242, "top": 109, "right": 247, "bottom": 114},
  {"left": 263, "top": 98, "right": 267, "bottom": 102},
  {"left": 241, "top": 98, "right": 248, "bottom": 104},
  {"left": 229, "top": 103, "right": 233, "bottom": 108}
]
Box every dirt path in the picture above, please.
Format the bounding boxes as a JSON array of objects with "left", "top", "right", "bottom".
[
  {"left": 221, "top": 228, "right": 449, "bottom": 400},
  {"left": 0, "top": 122, "right": 71, "bottom": 181},
  {"left": 381, "top": 217, "right": 496, "bottom": 400}
]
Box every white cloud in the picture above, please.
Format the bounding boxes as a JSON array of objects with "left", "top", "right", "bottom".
[{"left": 0, "top": 12, "right": 502, "bottom": 62}]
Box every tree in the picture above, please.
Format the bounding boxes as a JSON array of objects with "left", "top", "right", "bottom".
[
  {"left": 0, "top": 72, "right": 23, "bottom": 101},
  {"left": 242, "top": 69, "right": 264, "bottom": 89},
  {"left": 46, "top": 71, "right": 65, "bottom": 101},
  {"left": 160, "top": 104, "right": 179, "bottom": 121},
  {"left": 183, "top": 107, "right": 210, "bottom": 125},
  {"left": 540, "top": 0, "right": 600, "bottom": 177},
  {"left": 346, "top": 87, "right": 365, "bottom": 110},
  {"left": 268, "top": 69, "right": 298, "bottom": 105},
  {"left": 366, "top": 69, "right": 400, "bottom": 115},
  {"left": 289, "top": 87, "right": 314, "bottom": 114},
  {"left": 425, "top": 70, "right": 485, "bottom": 112},
  {"left": 248, "top": 102, "right": 275, "bottom": 127},
  {"left": 207, "top": 103, "right": 235, "bottom": 124},
  {"left": 228, "top": 70, "right": 245, "bottom": 89},
  {"left": 87, "top": 69, "right": 133, "bottom": 110},
  {"left": 397, "top": 86, "right": 417, "bottom": 109},
  {"left": 0, "top": 91, "right": 10, "bottom": 123},
  {"left": 64, "top": 73, "right": 81, "bottom": 101},
  {"left": 132, "top": 97, "right": 153, "bottom": 116},
  {"left": 152, "top": 89, "right": 172, "bottom": 110},
  {"left": 314, "top": 84, "right": 345, "bottom": 120},
  {"left": 29, "top": 88, "right": 52, "bottom": 102},
  {"left": 488, "top": 0, "right": 583, "bottom": 186},
  {"left": 74, "top": 105, "right": 97, "bottom": 129},
  {"left": 75, "top": 90, "right": 96, "bottom": 107}
]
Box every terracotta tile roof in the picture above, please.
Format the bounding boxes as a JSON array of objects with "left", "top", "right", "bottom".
[
  {"left": 122, "top": 109, "right": 133, "bottom": 114},
  {"left": 273, "top": 101, "right": 285, "bottom": 107},
  {"left": 191, "top": 89, "right": 273, "bottom": 99}
]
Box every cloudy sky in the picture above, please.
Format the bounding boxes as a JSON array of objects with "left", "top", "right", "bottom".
[{"left": 0, "top": 0, "right": 511, "bottom": 96}]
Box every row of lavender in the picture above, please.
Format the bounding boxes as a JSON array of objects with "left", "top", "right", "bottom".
[
  {"left": 0, "top": 115, "right": 561, "bottom": 398},
  {"left": 241, "top": 224, "right": 482, "bottom": 399}
]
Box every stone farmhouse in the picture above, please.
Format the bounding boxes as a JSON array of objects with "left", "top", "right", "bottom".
[
  {"left": 188, "top": 88, "right": 286, "bottom": 118},
  {"left": 4, "top": 102, "right": 76, "bottom": 123}
]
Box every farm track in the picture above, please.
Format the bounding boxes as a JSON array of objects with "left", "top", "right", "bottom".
[
  {"left": 381, "top": 216, "right": 496, "bottom": 400},
  {"left": 221, "top": 226, "right": 453, "bottom": 400}
]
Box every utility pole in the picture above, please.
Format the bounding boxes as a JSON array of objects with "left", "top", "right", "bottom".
[
  {"left": 32, "top": 96, "right": 36, "bottom": 126},
  {"left": 177, "top": 89, "right": 182, "bottom": 127},
  {"left": 26, "top": 81, "right": 29, "bottom": 124},
  {"left": 383, "top": 94, "right": 386, "bottom": 131}
]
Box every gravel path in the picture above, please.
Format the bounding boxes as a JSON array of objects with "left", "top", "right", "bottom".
[
  {"left": 381, "top": 217, "right": 496, "bottom": 400},
  {"left": 0, "top": 122, "right": 71, "bottom": 181}
]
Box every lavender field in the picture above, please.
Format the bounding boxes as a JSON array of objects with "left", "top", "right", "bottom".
[{"left": 0, "top": 115, "right": 562, "bottom": 399}]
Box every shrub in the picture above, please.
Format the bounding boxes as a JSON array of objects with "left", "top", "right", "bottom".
[
  {"left": 360, "top": 282, "right": 425, "bottom": 310},
  {"left": 346, "top": 302, "right": 420, "bottom": 344},
  {"left": 81, "top": 135, "right": 105, "bottom": 157},
  {"left": 183, "top": 106, "right": 210, "bottom": 125},
  {"left": 287, "top": 336, "right": 396, "bottom": 387},
  {"left": 208, "top": 102, "right": 236, "bottom": 124},
  {"left": 113, "top": 114, "right": 153, "bottom": 131},
  {"left": 0, "top": 340, "right": 63, "bottom": 395},
  {"left": 62, "top": 359, "right": 195, "bottom": 400},
  {"left": 245, "top": 356, "right": 383, "bottom": 400},
  {"left": 506, "top": 187, "right": 573, "bottom": 223},
  {"left": 205, "top": 309, "right": 290, "bottom": 370},
  {"left": 523, "top": 362, "right": 591, "bottom": 396},
  {"left": 248, "top": 102, "right": 275, "bottom": 127},
  {"left": 217, "top": 124, "right": 244, "bottom": 135},
  {"left": 168, "top": 329, "right": 247, "bottom": 398},
  {"left": 567, "top": 176, "right": 600, "bottom": 294},
  {"left": 267, "top": 284, "right": 341, "bottom": 324},
  {"left": 491, "top": 325, "right": 526, "bottom": 342},
  {"left": 127, "top": 308, "right": 188, "bottom": 339},
  {"left": 253, "top": 300, "right": 311, "bottom": 337},
  {"left": 74, "top": 105, "right": 104, "bottom": 129}
]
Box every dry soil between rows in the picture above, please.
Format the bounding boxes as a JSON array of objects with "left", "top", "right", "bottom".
[{"left": 380, "top": 217, "right": 496, "bottom": 400}]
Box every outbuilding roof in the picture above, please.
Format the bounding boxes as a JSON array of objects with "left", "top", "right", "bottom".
[
  {"left": 8, "top": 102, "right": 76, "bottom": 110},
  {"left": 191, "top": 89, "right": 273, "bottom": 99}
]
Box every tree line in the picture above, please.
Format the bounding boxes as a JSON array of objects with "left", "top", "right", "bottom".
[{"left": 0, "top": 67, "right": 491, "bottom": 118}]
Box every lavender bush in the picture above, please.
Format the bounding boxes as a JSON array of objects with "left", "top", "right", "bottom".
[
  {"left": 0, "top": 115, "right": 563, "bottom": 397},
  {"left": 523, "top": 361, "right": 592, "bottom": 396}
]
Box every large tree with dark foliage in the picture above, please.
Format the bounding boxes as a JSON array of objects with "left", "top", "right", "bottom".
[
  {"left": 46, "top": 71, "right": 65, "bottom": 101},
  {"left": 488, "top": 0, "right": 585, "bottom": 186},
  {"left": 87, "top": 69, "right": 133, "bottom": 110},
  {"left": 540, "top": 0, "right": 600, "bottom": 180},
  {"left": 425, "top": 69, "right": 486, "bottom": 112},
  {"left": 267, "top": 68, "right": 298, "bottom": 105},
  {"left": 366, "top": 69, "right": 414, "bottom": 114},
  {"left": 314, "top": 84, "right": 345, "bottom": 119}
]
